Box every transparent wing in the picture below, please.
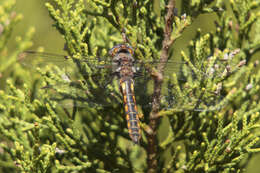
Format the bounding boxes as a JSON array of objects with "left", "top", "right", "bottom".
[
  {"left": 159, "top": 83, "right": 227, "bottom": 112},
  {"left": 18, "top": 51, "right": 112, "bottom": 69},
  {"left": 18, "top": 50, "right": 245, "bottom": 112},
  {"left": 133, "top": 77, "right": 227, "bottom": 113},
  {"left": 19, "top": 50, "right": 206, "bottom": 79},
  {"left": 134, "top": 56, "right": 245, "bottom": 112},
  {"left": 18, "top": 51, "right": 120, "bottom": 109},
  {"left": 34, "top": 75, "right": 123, "bottom": 109},
  {"left": 18, "top": 50, "right": 225, "bottom": 81},
  {"left": 19, "top": 50, "right": 244, "bottom": 78},
  {"left": 40, "top": 73, "right": 227, "bottom": 112},
  {"left": 135, "top": 55, "right": 245, "bottom": 81}
]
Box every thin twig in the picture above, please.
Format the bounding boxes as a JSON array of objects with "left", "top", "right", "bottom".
[{"left": 147, "top": 0, "right": 176, "bottom": 172}]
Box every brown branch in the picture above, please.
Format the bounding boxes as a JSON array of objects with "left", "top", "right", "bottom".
[{"left": 147, "top": 0, "right": 176, "bottom": 172}]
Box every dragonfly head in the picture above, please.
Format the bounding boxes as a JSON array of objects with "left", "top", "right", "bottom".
[{"left": 109, "top": 44, "right": 134, "bottom": 57}]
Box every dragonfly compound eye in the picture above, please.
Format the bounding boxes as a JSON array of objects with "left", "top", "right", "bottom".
[{"left": 109, "top": 44, "right": 134, "bottom": 57}]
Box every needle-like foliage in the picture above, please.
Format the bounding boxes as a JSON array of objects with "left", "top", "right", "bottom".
[{"left": 0, "top": 0, "right": 260, "bottom": 172}]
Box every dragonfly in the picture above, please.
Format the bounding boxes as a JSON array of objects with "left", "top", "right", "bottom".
[{"left": 19, "top": 44, "right": 233, "bottom": 144}]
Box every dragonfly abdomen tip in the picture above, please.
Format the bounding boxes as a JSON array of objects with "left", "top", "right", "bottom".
[{"left": 131, "top": 134, "right": 140, "bottom": 144}]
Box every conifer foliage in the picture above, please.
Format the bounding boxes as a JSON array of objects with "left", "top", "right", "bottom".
[{"left": 0, "top": 0, "right": 260, "bottom": 172}]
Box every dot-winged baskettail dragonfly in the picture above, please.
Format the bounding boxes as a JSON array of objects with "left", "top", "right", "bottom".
[{"left": 19, "top": 44, "right": 229, "bottom": 144}]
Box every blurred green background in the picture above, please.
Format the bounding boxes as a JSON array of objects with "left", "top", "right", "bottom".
[
  {"left": 7, "top": 0, "right": 260, "bottom": 172},
  {"left": 13, "top": 0, "right": 220, "bottom": 60},
  {"left": 13, "top": 0, "right": 65, "bottom": 53}
]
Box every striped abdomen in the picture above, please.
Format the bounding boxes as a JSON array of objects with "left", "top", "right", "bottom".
[{"left": 120, "top": 78, "right": 141, "bottom": 144}]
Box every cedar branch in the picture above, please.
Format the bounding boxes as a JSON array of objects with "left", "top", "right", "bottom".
[{"left": 147, "top": 0, "right": 176, "bottom": 173}]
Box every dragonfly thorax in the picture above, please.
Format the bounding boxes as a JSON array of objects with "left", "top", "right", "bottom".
[
  {"left": 109, "top": 43, "right": 137, "bottom": 80},
  {"left": 112, "top": 52, "right": 136, "bottom": 79}
]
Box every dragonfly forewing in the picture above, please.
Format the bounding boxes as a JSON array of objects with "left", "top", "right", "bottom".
[
  {"left": 18, "top": 50, "right": 235, "bottom": 112},
  {"left": 18, "top": 51, "right": 112, "bottom": 70}
]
